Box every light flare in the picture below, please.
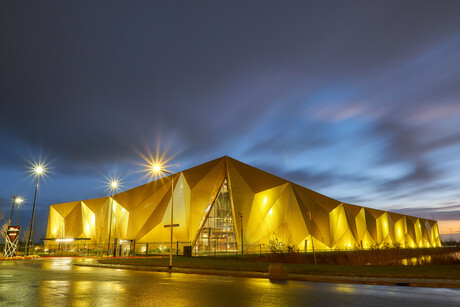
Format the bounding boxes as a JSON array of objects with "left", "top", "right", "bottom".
[
  {"left": 14, "top": 195, "right": 25, "bottom": 205},
  {"left": 104, "top": 175, "right": 123, "bottom": 195},
  {"left": 27, "top": 159, "right": 50, "bottom": 180},
  {"left": 136, "top": 146, "right": 177, "bottom": 181}
]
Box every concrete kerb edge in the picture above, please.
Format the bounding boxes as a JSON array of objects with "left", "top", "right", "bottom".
[{"left": 73, "top": 263, "right": 460, "bottom": 288}]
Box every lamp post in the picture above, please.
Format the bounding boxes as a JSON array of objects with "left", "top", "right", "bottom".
[
  {"left": 107, "top": 179, "right": 119, "bottom": 256},
  {"left": 307, "top": 211, "right": 317, "bottom": 266},
  {"left": 152, "top": 164, "right": 174, "bottom": 269},
  {"left": 238, "top": 212, "right": 243, "bottom": 254},
  {"left": 16, "top": 197, "right": 23, "bottom": 225},
  {"left": 26, "top": 165, "right": 44, "bottom": 256},
  {"left": 9, "top": 195, "right": 23, "bottom": 225}
]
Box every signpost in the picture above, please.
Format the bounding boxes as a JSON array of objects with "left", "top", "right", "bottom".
[
  {"left": 4, "top": 226, "right": 21, "bottom": 257},
  {"left": 164, "top": 224, "right": 179, "bottom": 228},
  {"left": 164, "top": 224, "right": 179, "bottom": 259}
]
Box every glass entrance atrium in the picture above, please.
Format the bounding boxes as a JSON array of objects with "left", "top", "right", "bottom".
[{"left": 194, "top": 179, "right": 237, "bottom": 253}]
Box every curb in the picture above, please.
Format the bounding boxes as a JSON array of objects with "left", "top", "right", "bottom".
[
  {"left": 0, "top": 255, "right": 40, "bottom": 260},
  {"left": 75, "top": 263, "right": 269, "bottom": 279},
  {"left": 287, "top": 273, "right": 460, "bottom": 288},
  {"left": 74, "top": 263, "right": 460, "bottom": 288}
]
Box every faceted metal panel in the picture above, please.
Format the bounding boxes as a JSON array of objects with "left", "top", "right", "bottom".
[
  {"left": 64, "top": 202, "right": 83, "bottom": 238},
  {"left": 81, "top": 197, "right": 107, "bottom": 214},
  {"left": 342, "top": 203, "right": 360, "bottom": 242},
  {"left": 245, "top": 183, "right": 288, "bottom": 243},
  {"left": 126, "top": 179, "right": 171, "bottom": 239},
  {"left": 292, "top": 184, "right": 332, "bottom": 247},
  {"left": 185, "top": 158, "right": 227, "bottom": 243},
  {"left": 226, "top": 160, "right": 255, "bottom": 246},
  {"left": 135, "top": 187, "right": 172, "bottom": 241},
  {"left": 329, "top": 204, "right": 357, "bottom": 249}
]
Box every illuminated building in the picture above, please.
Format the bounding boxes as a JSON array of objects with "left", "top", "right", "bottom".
[{"left": 45, "top": 156, "right": 441, "bottom": 252}]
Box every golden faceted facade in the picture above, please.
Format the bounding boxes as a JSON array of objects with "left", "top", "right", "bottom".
[{"left": 46, "top": 156, "right": 441, "bottom": 251}]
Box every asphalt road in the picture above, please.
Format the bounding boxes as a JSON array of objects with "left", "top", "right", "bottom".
[{"left": 1, "top": 257, "right": 460, "bottom": 306}]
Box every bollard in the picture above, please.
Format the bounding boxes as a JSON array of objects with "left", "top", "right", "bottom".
[{"left": 268, "top": 264, "right": 287, "bottom": 280}]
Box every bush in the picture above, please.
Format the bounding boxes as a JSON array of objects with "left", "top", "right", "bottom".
[{"left": 252, "top": 246, "right": 460, "bottom": 266}]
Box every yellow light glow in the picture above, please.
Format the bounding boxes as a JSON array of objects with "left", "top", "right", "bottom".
[
  {"left": 28, "top": 160, "right": 49, "bottom": 179},
  {"left": 136, "top": 145, "right": 176, "bottom": 181},
  {"left": 104, "top": 175, "right": 122, "bottom": 194},
  {"left": 14, "top": 196, "right": 24, "bottom": 205},
  {"left": 269, "top": 208, "right": 273, "bottom": 215},
  {"left": 56, "top": 238, "right": 74, "bottom": 242},
  {"left": 263, "top": 197, "right": 267, "bottom": 205}
]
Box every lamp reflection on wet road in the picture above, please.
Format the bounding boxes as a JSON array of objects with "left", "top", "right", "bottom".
[{"left": 0, "top": 258, "right": 459, "bottom": 306}]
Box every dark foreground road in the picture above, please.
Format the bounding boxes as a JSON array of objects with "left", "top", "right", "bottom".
[{"left": 1, "top": 258, "right": 460, "bottom": 306}]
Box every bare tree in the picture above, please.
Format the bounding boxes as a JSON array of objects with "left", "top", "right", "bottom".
[
  {"left": 0, "top": 210, "right": 5, "bottom": 245},
  {"left": 112, "top": 208, "right": 127, "bottom": 240},
  {"left": 94, "top": 207, "right": 108, "bottom": 254},
  {"left": 0, "top": 222, "right": 8, "bottom": 245},
  {"left": 21, "top": 227, "right": 30, "bottom": 244}
]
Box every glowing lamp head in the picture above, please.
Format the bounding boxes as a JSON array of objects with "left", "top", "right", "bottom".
[
  {"left": 14, "top": 196, "right": 24, "bottom": 205},
  {"left": 111, "top": 180, "right": 118, "bottom": 189},
  {"left": 152, "top": 164, "right": 161, "bottom": 173},
  {"left": 35, "top": 166, "right": 43, "bottom": 175},
  {"left": 105, "top": 175, "right": 122, "bottom": 195}
]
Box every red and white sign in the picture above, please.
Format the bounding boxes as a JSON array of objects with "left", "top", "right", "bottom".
[{"left": 7, "top": 226, "right": 21, "bottom": 243}]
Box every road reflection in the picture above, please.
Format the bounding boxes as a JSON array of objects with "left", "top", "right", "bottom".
[{"left": 0, "top": 257, "right": 459, "bottom": 306}]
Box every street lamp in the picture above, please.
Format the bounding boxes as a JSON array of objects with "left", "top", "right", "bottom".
[
  {"left": 26, "top": 164, "right": 46, "bottom": 256},
  {"left": 138, "top": 150, "right": 176, "bottom": 268},
  {"left": 307, "top": 211, "right": 317, "bottom": 267},
  {"left": 107, "top": 178, "right": 121, "bottom": 256},
  {"left": 9, "top": 195, "right": 23, "bottom": 225},
  {"left": 15, "top": 196, "right": 24, "bottom": 225},
  {"left": 151, "top": 164, "right": 174, "bottom": 269},
  {"left": 238, "top": 212, "right": 243, "bottom": 254}
]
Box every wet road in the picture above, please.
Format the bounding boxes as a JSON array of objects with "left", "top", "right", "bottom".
[{"left": 1, "top": 258, "right": 460, "bottom": 306}]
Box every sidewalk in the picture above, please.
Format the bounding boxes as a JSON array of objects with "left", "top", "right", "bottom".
[{"left": 74, "top": 262, "right": 460, "bottom": 289}]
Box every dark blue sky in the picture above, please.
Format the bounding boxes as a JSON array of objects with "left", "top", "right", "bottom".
[{"left": 1, "top": 1, "right": 460, "bottom": 240}]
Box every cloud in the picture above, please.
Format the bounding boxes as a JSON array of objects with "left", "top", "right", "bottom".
[{"left": 392, "top": 204, "right": 460, "bottom": 222}]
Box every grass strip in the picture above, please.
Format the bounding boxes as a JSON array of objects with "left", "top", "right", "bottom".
[{"left": 99, "top": 256, "right": 460, "bottom": 279}]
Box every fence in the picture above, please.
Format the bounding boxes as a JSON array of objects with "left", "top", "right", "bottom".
[
  {"left": 38, "top": 240, "right": 397, "bottom": 257},
  {"left": 44, "top": 240, "right": 193, "bottom": 257}
]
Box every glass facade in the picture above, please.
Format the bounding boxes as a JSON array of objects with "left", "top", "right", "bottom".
[{"left": 194, "top": 179, "right": 237, "bottom": 253}]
